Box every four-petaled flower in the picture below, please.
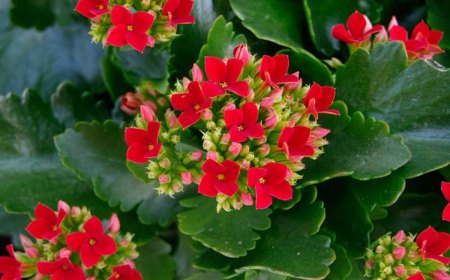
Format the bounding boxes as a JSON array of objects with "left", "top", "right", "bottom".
[
  {"left": 303, "top": 82, "right": 340, "bottom": 120},
  {"left": 331, "top": 11, "right": 383, "bottom": 45},
  {"left": 106, "top": 5, "right": 155, "bottom": 53},
  {"left": 259, "top": 54, "right": 299, "bottom": 86},
  {"left": 202, "top": 56, "right": 249, "bottom": 97},
  {"left": 170, "top": 81, "right": 212, "bottom": 128},
  {"left": 199, "top": 159, "right": 240, "bottom": 197},
  {"left": 37, "top": 258, "right": 85, "bottom": 280},
  {"left": 247, "top": 163, "right": 292, "bottom": 209},
  {"left": 162, "top": 0, "right": 195, "bottom": 27},
  {"left": 125, "top": 121, "right": 162, "bottom": 164},
  {"left": 277, "top": 126, "right": 314, "bottom": 158},
  {"left": 224, "top": 102, "right": 264, "bottom": 143},
  {"left": 75, "top": 0, "right": 109, "bottom": 19},
  {"left": 0, "top": 245, "right": 22, "bottom": 280},
  {"left": 415, "top": 226, "right": 450, "bottom": 265},
  {"left": 66, "top": 217, "right": 117, "bottom": 268},
  {"left": 26, "top": 203, "right": 67, "bottom": 241},
  {"left": 108, "top": 265, "right": 143, "bottom": 280},
  {"left": 442, "top": 181, "right": 450, "bottom": 222}
]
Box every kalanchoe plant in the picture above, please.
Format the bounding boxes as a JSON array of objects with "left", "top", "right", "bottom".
[{"left": 124, "top": 44, "right": 339, "bottom": 211}]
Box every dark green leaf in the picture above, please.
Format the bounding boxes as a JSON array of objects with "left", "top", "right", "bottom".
[
  {"left": 0, "top": 207, "right": 29, "bottom": 237},
  {"left": 327, "top": 244, "right": 352, "bottom": 280},
  {"left": 336, "top": 42, "right": 450, "bottom": 178},
  {"left": 244, "top": 271, "right": 288, "bottom": 280},
  {"left": 426, "top": 0, "right": 450, "bottom": 49},
  {"left": 135, "top": 238, "right": 176, "bottom": 280},
  {"left": 101, "top": 53, "right": 134, "bottom": 100},
  {"left": 301, "top": 101, "right": 411, "bottom": 185},
  {"left": 178, "top": 196, "right": 271, "bottom": 257},
  {"left": 9, "top": 0, "right": 55, "bottom": 30},
  {"left": 229, "top": 0, "right": 303, "bottom": 51}
]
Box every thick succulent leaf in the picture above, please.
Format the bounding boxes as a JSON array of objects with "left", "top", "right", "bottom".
[
  {"left": 303, "top": 0, "right": 381, "bottom": 56},
  {"left": 100, "top": 51, "right": 134, "bottom": 100},
  {"left": 426, "top": 0, "right": 450, "bottom": 49},
  {"left": 244, "top": 271, "right": 288, "bottom": 280},
  {"left": 229, "top": 0, "right": 303, "bottom": 51},
  {"left": 9, "top": 0, "right": 55, "bottom": 30},
  {"left": 301, "top": 102, "right": 411, "bottom": 185},
  {"left": 336, "top": 42, "right": 450, "bottom": 178},
  {"left": 196, "top": 16, "right": 246, "bottom": 70},
  {"left": 177, "top": 196, "right": 272, "bottom": 258},
  {"left": 327, "top": 244, "right": 352, "bottom": 280},
  {"left": 0, "top": 207, "right": 29, "bottom": 237},
  {"left": 135, "top": 238, "right": 176, "bottom": 280}
]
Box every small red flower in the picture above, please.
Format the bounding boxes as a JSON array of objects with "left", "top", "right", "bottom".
[
  {"left": 75, "top": 0, "right": 109, "bottom": 19},
  {"left": 199, "top": 159, "right": 240, "bottom": 197},
  {"left": 331, "top": 11, "right": 383, "bottom": 45},
  {"left": 125, "top": 121, "right": 162, "bottom": 164},
  {"left": 202, "top": 57, "right": 249, "bottom": 97},
  {"left": 259, "top": 54, "right": 299, "bottom": 86},
  {"left": 162, "top": 0, "right": 195, "bottom": 27},
  {"left": 0, "top": 245, "right": 22, "bottom": 280},
  {"left": 277, "top": 126, "right": 315, "bottom": 158},
  {"left": 106, "top": 5, "right": 155, "bottom": 53},
  {"left": 108, "top": 265, "right": 142, "bottom": 280},
  {"left": 170, "top": 81, "right": 212, "bottom": 128},
  {"left": 247, "top": 163, "right": 292, "bottom": 209},
  {"left": 416, "top": 226, "right": 450, "bottom": 265},
  {"left": 26, "top": 202, "right": 67, "bottom": 241},
  {"left": 303, "top": 82, "right": 340, "bottom": 120},
  {"left": 407, "top": 273, "right": 425, "bottom": 280},
  {"left": 224, "top": 102, "right": 264, "bottom": 143},
  {"left": 65, "top": 217, "right": 117, "bottom": 268},
  {"left": 442, "top": 181, "right": 450, "bottom": 222},
  {"left": 37, "top": 258, "right": 85, "bottom": 280}
]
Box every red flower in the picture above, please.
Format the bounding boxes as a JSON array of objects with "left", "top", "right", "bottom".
[
  {"left": 125, "top": 121, "right": 162, "bottom": 164},
  {"left": 259, "top": 54, "right": 299, "bottom": 86},
  {"left": 170, "top": 81, "right": 212, "bottom": 128},
  {"left": 65, "top": 217, "right": 117, "bottom": 268},
  {"left": 407, "top": 273, "right": 425, "bottom": 280},
  {"left": 37, "top": 258, "right": 85, "bottom": 280},
  {"left": 26, "top": 202, "right": 67, "bottom": 241},
  {"left": 162, "top": 0, "right": 195, "bottom": 27},
  {"left": 106, "top": 5, "right": 155, "bottom": 53},
  {"left": 390, "top": 21, "right": 444, "bottom": 60},
  {"left": 331, "top": 11, "right": 383, "bottom": 45},
  {"left": 199, "top": 159, "right": 240, "bottom": 197},
  {"left": 75, "top": 0, "right": 109, "bottom": 19},
  {"left": 277, "top": 126, "right": 315, "bottom": 158},
  {"left": 0, "top": 245, "right": 22, "bottom": 280},
  {"left": 224, "top": 102, "right": 264, "bottom": 143},
  {"left": 416, "top": 226, "right": 450, "bottom": 265},
  {"left": 108, "top": 265, "right": 142, "bottom": 280},
  {"left": 247, "top": 163, "right": 292, "bottom": 209},
  {"left": 303, "top": 82, "right": 340, "bottom": 119},
  {"left": 442, "top": 181, "right": 450, "bottom": 222},
  {"left": 202, "top": 57, "right": 249, "bottom": 97}
]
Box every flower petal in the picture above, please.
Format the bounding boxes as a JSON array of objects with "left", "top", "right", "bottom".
[
  {"left": 198, "top": 174, "right": 218, "bottom": 197},
  {"left": 171, "top": 93, "right": 193, "bottom": 110},
  {"left": 268, "top": 181, "right": 292, "bottom": 201},
  {"left": 37, "top": 261, "right": 60, "bottom": 275},
  {"left": 216, "top": 180, "right": 238, "bottom": 197},
  {"left": 255, "top": 186, "right": 272, "bottom": 209},
  {"left": 277, "top": 126, "right": 294, "bottom": 148},
  {"left": 222, "top": 160, "right": 240, "bottom": 182},
  {"left": 247, "top": 168, "right": 267, "bottom": 187},
  {"left": 178, "top": 111, "right": 201, "bottom": 128},
  {"left": 441, "top": 181, "right": 450, "bottom": 202},
  {"left": 26, "top": 219, "right": 52, "bottom": 239},
  {"left": 225, "top": 81, "right": 249, "bottom": 97},
  {"left": 84, "top": 217, "right": 105, "bottom": 237},
  {"left": 127, "top": 143, "right": 150, "bottom": 163},
  {"left": 126, "top": 32, "right": 149, "bottom": 53},
  {"left": 225, "top": 58, "right": 244, "bottom": 83},
  {"left": 224, "top": 109, "right": 243, "bottom": 129},
  {"left": 75, "top": 0, "right": 96, "bottom": 18},
  {"left": 244, "top": 123, "right": 264, "bottom": 139},
  {"left": 264, "top": 163, "right": 287, "bottom": 184},
  {"left": 205, "top": 56, "right": 226, "bottom": 83},
  {"left": 111, "top": 5, "right": 132, "bottom": 26},
  {"left": 162, "top": 0, "right": 179, "bottom": 15},
  {"left": 427, "top": 232, "right": 450, "bottom": 256},
  {"left": 229, "top": 126, "right": 248, "bottom": 143},
  {"left": 416, "top": 226, "right": 439, "bottom": 250},
  {"left": 35, "top": 203, "right": 57, "bottom": 224},
  {"left": 202, "top": 159, "right": 224, "bottom": 175},
  {"left": 331, "top": 24, "right": 354, "bottom": 43},
  {"left": 347, "top": 11, "right": 366, "bottom": 38},
  {"left": 66, "top": 232, "right": 90, "bottom": 251},
  {"left": 125, "top": 128, "right": 149, "bottom": 145},
  {"left": 106, "top": 25, "right": 127, "bottom": 47},
  {"left": 132, "top": 11, "right": 155, "bottom": 33},
  {"left": 80, "top": 244, "right": 102, "bottom": 268},
  {"left": 54, "top": 264, "right": 86, "bottom": 280},
  {"left": 94, "top": 235, "right": 117, "bottom": 256},
  {"left": 202, "top": 81, "right": 225, "bottom": 97},
  {"left": 443, "top": 203, "right": 450, "bottom": 222}
]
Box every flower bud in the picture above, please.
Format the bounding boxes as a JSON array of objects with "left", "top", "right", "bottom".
[
  {"left": 71, "top": 206, "right": 81, "bottom": 217},
  {"left": 384, "top": 254, "right": 394, "bottom": 265},
  {"left": 25, "top": 247, "right": 39, "bottom": 258},
  {"left": 394, "top": 265, "right": 406, "bottom": 277},
  {"left": 182, "top": 77, "right": 190, "bottom": 88},
  {"left": 20, "top": 234, "right": 34, "bottom": 249},
  {"left": 228, "top": 142, "right": 242, "bottom": 156},
  {"left": 376, "top": 245, "right": 385, "bottom": 254},
  {"left": 157, "top": 97, "right": 167, "bottom": 107},
  {"left": 140, "top": 105, "right": 156, "bottom": 123},
  {"left": 191, "top": 150, "right": 203, "bottom": 161},
  {"left": 239, "top": 160, "right": 251, "bottom": 169},
  {"left": 223, "top": 103, "right": 236, "bottom": 112},
  {"left": 173, "top": 183, "right": 183, "bottom": 192},
  {"left": 202, "top": 109, "right": 213, "bottom": 121},
  {"left": 392, "top": 246, "right": 406, "bottom": 260},
  {"left": 393, "top": 230, "right": 406, "bottom": 243},
  {"left": 58, "top": 248, "right": 72, "bottom": 259},
  {"left": 181, "top": 172, "right": 193, "bottom": 185},
  {"left": 433, "top": 270, "right": 450, "bottom": 280},
  {"left": 233, "top": 44, "right": 251, "bottom": 64},
  {"left": 159, "top": 158, "right": 171, "bottom": 169},
  {"left": 258, "top": 144, "right": 270, "bottom": 157},
  {"left": 192, "top": 63, "right": 204, "bottom": 82},
  {"left": 58, "top": 200, "right": 70, "bottom": 214},
  {"left": 240, "top": 193, "right": 253, "bottom": 206},
  {"left": 265, "top": 114, "right": 278, "bottom": 129},
  {"left": 121, "top": 92, "right": 143, "bottom": 115},
  {"left": 221, "top": 133, "right": 231, "bottom": 145},
  {"left": 207, "top": 151, "right": 219, "bottom": 161},
  {"left": 260, "top": 96, "right": 275, "bottom": 109},
  {"left": 165, "top": 110, "right": 178, "bottom": 129},
  {"left": 159, "top": 174, "right": 171, "bottom": 184},
  {"left": 365, "top": 259, "right": 374, "bottom": 269},
  {"left": 108, "top": 213, "right": 121, "bottom": 234}
]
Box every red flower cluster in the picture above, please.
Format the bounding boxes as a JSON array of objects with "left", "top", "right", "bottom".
[
  {"left": 0, "top": 201, "right": 142, "bottom": 280},
  {"left": 332, "top": 11, "right": 444, "bottom": 60},
  {"left": 75, "top": 0, "right": 196, "bottom": 52}
]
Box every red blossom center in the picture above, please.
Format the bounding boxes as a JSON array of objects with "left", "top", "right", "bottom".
[
  {"left": 52, "top": 225, "right": 58, "bottom": 231},
  {"left": 127, "top": 25, "right": 133, "bottom": 32},
  {"left": 238, "top": 125, "right": 244, "bottom": 131},
  {"left": 62, "top": 265, "right": 69, "bottom": 271},
  {"left": 97, "top": 4, "right": 104, "bottom": 10},
  {"left": 194, "top": 104, "right": 200, "bottom": 110},
  {"left": 217, "top": 174, "right": 225, "bottom": 181},
  {"left": 89, "top": 239, "right": 96, "bottom": 246},
  {"left": 259, "top": 178, "right": 265, "bottom": 184},
  {"left": 148, "top": 144, "right": 154, "bottom": 150},
  {"left": 115, "top": 273, "right": 121, "bottom": 279}
]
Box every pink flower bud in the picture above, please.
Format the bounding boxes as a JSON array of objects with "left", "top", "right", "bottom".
[
  {"left": 121, "top": 92, "right": 143, "bottom": 115},
  {"left": 191, "top": 150, "right": 203, "bottom": 161},
  {"left": 393, "top": 230, "right": 406, "bottom": 243},
  {"left": 388, "top": 16, "right": 399, "bottom": 31},
  {"left": 203, "top": 140, "right": 214, "bottom": 150},
  {"left": 182, "top": 77, "right": 190, "bottom": 88},
  {"left": 239, "top": 160, "right": 251, "bottom": 169},
  {"left": 35, "top": 274, "right": 44, "bottom": 280},
  {"left": 207, "top": 151, "right": 219, "bottom": 161},
  {"left": 258, "top": 144, "right": 270, "bottom": 157},
  {"left": 228, "top": 142, "right": 242, "bottom": 156},
  {"left": 165, "top": 110, "right": 178, "bottom": 129},
  {"left": 121, "top": 239, "right": 130, "bottom": 247},
  {"left": 87, "top": 277, "right": 96, "bottom": 280},
  {"left": 284, "top": 73, "right": 301, "bottom": 90},
  {"left": 240, "top": 193, "right": 253, "bottom": 206},
  {"left": 143, "top": 100, "right": 158, "bottom": 111},
  {"left": 264, "top": 114, "right": 278, "bottom": 129},
  {"left": 192, "top": 63, "right": 204, "bottom": 82},
  {"left": 260, "top": 96, "right": 275, "bottom": 109},
  {"left": 108, "top": 213, "right": 120, "bottom": 234},
  {"left": 393, "top": 246, "right": 406, "bottom": 259},
  {"left": 374, "top": 26, "right": 388, "bottom": 44},
  {"left": 159, "top": 174, "right": 171, "bottom": 184},
  {"left": 71, "top": 206, "right": 81, "bottom": 217},
  {"left": 20, "top": 234, "right": 33, "bottom": 248},
  {"left": 286, "top": 168, "right": 293, "bottom": 179},
  {"left": 312, "top": 128, "right": 330, "bottom": 139},
  {"left": 59, "top": 248, "right": 72, "bottom": 259},
  {"left": 223, "top": 103, "right": 236, "bottom": 112},
  {"left": 160, "top": 158, "right": 171, "bottom": 169},
  {"left": 140, "top": 105, "right": 156, "bottom": 122},
  {"left": 25, "top": 247, "right": 39, "bottom": 258},
  {"left": 365, "top": 259, "right": 374, "bottom": 269},
  {"left": 202, "top": 109, "right": 213, "bottom": 121},
  {"left": 181, "top": 172, "right": 193, "bottom": 185},
  {"left": 58, "top": 200, "right": 70, "bottom": 214},
  {"left": 394, "top": 265, "right": 406, "bottom": 277},
  {"left": 433, "top": 270, "right": 450, "bottom": 280},
  {"left": 245, "top": 89, "right": 255, "bottom": 101},
  {"left": 221, "top": 133, "right": 230, "bottom": 145},
  {"left": 123, "top": 259, "right": 136, "bottom": 269},
  {"left": 173, "top": 183, "right": 183, "bottom": 192},
  {"left": 233, "top": 44, "right": 252, "bottom": 64},
  {"left": 157, "top": 97, "right": 166, "bottom": 107}
]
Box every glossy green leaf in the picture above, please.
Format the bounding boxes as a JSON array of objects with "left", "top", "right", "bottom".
[
  {"left": 336, "top": 42, "right": 450, "bottom": 178},
  {"left": 244, "top": 271, "right": 288, "bottom": 280},
  {"left": 300, "top": 102, "right": 411, "bottom": 185},
  {"left": 101, "top": 52, "right": 134, "bottom": 100},
  {"left": 197, "top": 16, "right": 246, "bottom": 69},
  {"left": 229, "top": 0, "right": 303, "bottom": 51},
  {"left": 303, "top": 0, "right": 381, "bottom": 56},
  {"left": 280, "top": 49, "right": 333, "bottom": 86},
  {"left": 178, "top": 196, "right": 271, "bottom": 257},
  {"left": 9, "top": 0, "right": 55, "bottom": 30},
  {"left": 135, "top": 238, "right": 176, "bottom": 280},
  {"left": 426, "top": 0, "right": 450, "bottom": 49},
  {"left": 326, "top": 244, "right": 352, "bottom": 280},
  {"left": 0, "top": 207, "right": 29, "bottom": 237}
]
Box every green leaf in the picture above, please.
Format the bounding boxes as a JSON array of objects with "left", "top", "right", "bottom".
[
  {"left": 233, "top": 188, "right": 335, "bottom": 279},
  {"left": 0, "top": 207, "right": 29, "bottom": 237},
  {"left": 197, "top": 16, "right": 246, "bottom": 69},
  {"left": 135, "top": 238, "right": 176, "bottom": 280},
  {"left": 229, "top": 0, "right": 303, "bottom": 51},
  {"left": 300, "top": 101, "right": 411, "bottom": 185},
  {"left": 244, "top": 271, "right": 288, "bottom": 280},
  {"left": 9, "top": 0, "right": 55, "bottom": 30},
  {"left": 426, "top": 0, "right": 450, "bottom": 49},
  {"left": 101, "top": 52, "right": 134, "bottom": 100},
  {"left": 326, "top": 244, "right": 352, "bottom": 280},
  {"left": 336, "top": 42, "right": 450, "bottom": 178},
  {"left": 303, "top": 0, "right": 381, "bottom": 56},
  {"left": 279, "top": 49, "right": 333, "bottom": 86},
  {"left": 177, "top": 196, "right": 272, "bottom": 257}
]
